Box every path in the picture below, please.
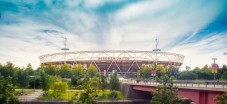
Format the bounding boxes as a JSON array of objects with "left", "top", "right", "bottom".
[{"left": 18, "top": 89, "right": 43, "bottom": 102}]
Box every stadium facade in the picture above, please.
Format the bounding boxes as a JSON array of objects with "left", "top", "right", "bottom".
[{"left": 39, "top": 50, "right": 184, "bottom": 74}]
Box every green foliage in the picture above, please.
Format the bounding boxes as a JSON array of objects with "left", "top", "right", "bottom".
[
  {"left": 25, "top": 63, "right": 34, "bottom": 76},
  {"left": 17, "top": 69, "right": 29, "bottom": 88},
  {"left": 40, "top": 72, "right": 50, "bottom": 91},
  {"left": 74, "top": 90, "right": 97, "bottom": 104},
  {"left": 88, "top": 77, "right": 101, "bottom": 96},
  {"left": 110, "top": 71, "right": 120, "bottom": 91},
  {"left": 100, "top": 74, "right": 107, "bottom": 95},
  {"left": 51, "top": 80, "right": 68, "bottom": 98},
  {"left": 221, "top": 71, "right": 227, "bottom": 80},
  {"left": 178, "top": 71, "right": 197, "bottom": 80},
  {"left": 140, "top": 66, "right": 151, "bottom": 79},
  {"left": 59, "top": 63, "right": 72, "bottom": 78},
  {"left": 151, "top": 69, "right": 183, "bottom": 104},
  {"left": 215, "top": 92, "right": 227, "bottom": 104},
  {"left": 108, "top": 91, "right": 118, "bottom": 99},
  {"left": 156, "top": 65, "right": 166, "bottom": 78},
  {"left": 71, "top": 64, "right": 85, "bottom": 87},
  {"left": 0, "top": 76, "right": 18, "bottom": 104},
  {"left": 87, "top": 64, "right": 98, "bottom": 78},
  {"left": 43, "top": 63, "right": 58, "bottom": 76}
]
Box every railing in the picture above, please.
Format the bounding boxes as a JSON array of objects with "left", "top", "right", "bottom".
[{"left": 120, "top": 79, "right": 227, "bottom": 89}]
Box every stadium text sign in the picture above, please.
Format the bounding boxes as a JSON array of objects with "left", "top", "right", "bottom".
[{"left": 98, "top": 57, "right": 130, "bottom": 60}]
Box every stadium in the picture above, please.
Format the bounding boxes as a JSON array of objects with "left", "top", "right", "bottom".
[{"left": 39, "top": 50, "right": 184, "bottom": 74}]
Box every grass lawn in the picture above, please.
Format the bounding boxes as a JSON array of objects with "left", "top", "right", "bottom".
[
  {"left": 38, "top": 90, "right": 125, "bottom": 101},
  {"left": 15, "top": 89, "right": 35, "bottom": 96}
]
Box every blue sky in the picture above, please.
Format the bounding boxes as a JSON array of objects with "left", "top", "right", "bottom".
[{"left": 0, "top": 0, "right": 227, "bottom": 70}]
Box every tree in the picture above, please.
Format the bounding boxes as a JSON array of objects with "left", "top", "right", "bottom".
[
  {"left": 40, "top": 72, "right": 50, "bottom": 92},
  {"left": 43, "top": 63, "right": 58, "bottom": 76},
  {"left": 109, "top": 70, "right": 120, "bottom": 91},
  {"left": 156, "top": 65, "right": 166, "bottom": 78},
  {"left": 87, "top": 64, "right": 98, "bottom": 78},
  {"left": 0, "top": 76, "right": 18, "bottom": 104},
  {"left": 51, "top": 80, "right": 68, "bottom": 99},
  {"left": 140, "top": 66, "right": 151, "bottom": 80},
  {"left": 221, "top": 71, "right": 227, "bottom": 80},
  {"left": 71, "top": 64, "right": 85, "bottom": 86},
  {"left": 151, "top": 66, "right": 183, "bottom": 104},
  {"left": 100, "top": 74, "right": 107, "bottom": 95},
  {"left": 178, "top": 71, "right": 197, "bottom": 80},
  {"left": 59, "top": 63, "right": 71, "bottom": 78},
  {"left": 25, "top": 63, "right": 34, "bottom": 76},
  {"left": 17, "top": 69, "right": 29, "bottom": 89},
  {"left": 215, "top": 92, "right": 227, "bottom": 104},
  {"left": 88, "top": 77, "right": 101, "bottom": 96}
]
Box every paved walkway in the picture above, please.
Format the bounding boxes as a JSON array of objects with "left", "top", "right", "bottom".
[{"left": 18, "top": 89, "right": 43, "bottom": 102}]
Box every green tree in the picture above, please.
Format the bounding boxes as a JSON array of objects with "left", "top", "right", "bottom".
[
  {"left": 178, "top": 71, "right": 197, "bottom": 80},
  {"left": 51, "top": 80, "right": 68, "bottom": 98},
  {"left": 59, "top": 63, "right": 71, "bottom": 78},
  {"left": 87, "top": 64, "right": 98, "bottom": 78},
  {"left": 71, "top": 64, "right": 85, "bottom": 86},
  {"left": 221, "top": 71, "right": 227, "bottom": 80},
  {"left": 110, "top": 70, "right": 120, "bottom": 91},
  {"left": 156, "top": 65, "right": 166, "bottom": 78},
  {"left": 0, "top": 76, "right": 18, "bottom": 104},
  {"left": 215, "top": 92, "right": 227, "bottom": 104},
  {"left": 100, "top": 74, "right": 107, "bottom": 95},
  {"left": 44, "top": 63, "right": 58, "bottom": 76},
  {"left": 17, "top": 69, "right": 29, "bottom": 89},
  {"left": 40, "top": 72, "right": 50, "bottom": 92},
  {"left": 151, "top": 66, "right": 183, "bottom": 104},
  {"left": 88, "top": 77, "right": 101, "bottom": 96},
  {"left": 25, "top": 63, "right": 34, "bottom": 76},
  {"left": 140, "top": 66, "right": 151, "bottom": 80}
]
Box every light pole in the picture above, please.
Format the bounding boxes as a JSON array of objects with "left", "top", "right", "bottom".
[
  {"left": 212, "top": 58, "right": 217, "bottom": 80},
  {"left": 153, "top": 38, "right": 161, "bottom": 66},
  {"left": 61, "top": 36, "right": 69, "bottom": 78},
  {"left": 152, "top": 38, "right": 161, "bottom": 79}
]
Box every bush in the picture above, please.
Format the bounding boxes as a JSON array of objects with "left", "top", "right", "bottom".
[{"left": 108, "top": 91, "right": 118, "bottom": 99}]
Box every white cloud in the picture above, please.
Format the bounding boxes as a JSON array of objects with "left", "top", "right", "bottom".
[
  {"left": 169, "top": 34, "right": 227, "bottom": 70},
  {"left": 0, "top": 0, "right": 226, "bottom": 70}
]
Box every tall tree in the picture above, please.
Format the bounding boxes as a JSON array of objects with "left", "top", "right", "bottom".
[
  {"left": 100, "top": 74, "right": 107, "bottom": 95},
  {"left": 87, "top": 64, "right": 98, "bottom": 78},
  {"left": 109, "top": 71, "right": 120, "bottom": 91},
  {"left": 40, "top": 72, "right": 50, "bottom": 92},
  {"left": 151, "top": 66, "right": 183, "bottom": 104},
  {"left": 25, "top": 63, "right": 34, "bottom": 76},
  {"left": 71, "top": 64, "right": 85, "bottom": 86},
  {"left": 17, "top": 69, "right": 29, "bottom": 89}
]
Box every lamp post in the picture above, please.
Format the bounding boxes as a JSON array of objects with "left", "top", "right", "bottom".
[
  {"left": 153, "top": 38, "right": 161, "bottom": 66},
  {"left": 153, "top": 38, "right": 161, "bottom": 79},
  {"left": 61, "top": 36, "right": 69, "bottom": 78},
  {"left": 212, "top": 58, "right": 217, "bottom": 80}
]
